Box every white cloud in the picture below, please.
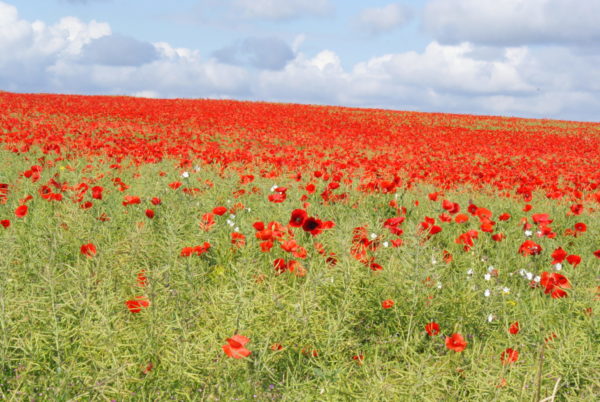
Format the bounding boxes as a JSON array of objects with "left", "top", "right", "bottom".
[
  {"left": 232, "top": 0, "right": 332, "bottom": 20},
  {"left": 213, "top": 37, "right": 295, "bottom": 70},
  {"left": 1, "top": 1, "right": 600, "bottom": 121},
  {"left": 356, "top": 3, "right": 411, "bottom": 35},
  {"left": 424, "top": 0, "right": 600, "bottom": 46}
]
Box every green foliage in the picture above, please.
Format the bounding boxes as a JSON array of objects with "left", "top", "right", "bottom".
[{"left": 0, "top": 152, "right": 598, "bottom": 400}]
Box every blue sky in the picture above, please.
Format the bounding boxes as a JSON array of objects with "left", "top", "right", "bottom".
[{"left": 2, "top": 0, "right": 600, "bottom": 121}]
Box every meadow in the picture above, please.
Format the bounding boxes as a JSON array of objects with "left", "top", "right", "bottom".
[{"left": 0, "top": 91, "right": 599, "bottom": 400}]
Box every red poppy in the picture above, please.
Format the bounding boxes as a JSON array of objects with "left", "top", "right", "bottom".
[
  {"left": 136, "top": 270, "right": 148, "bottom": 287},
  {"left": 151, "top": 197, "right": 161, "bottom": 205},
  {"left": 168, "top": 181, "right": 182, "bottom": 190},
  {"left": 15, "top": 205, "right": 28, "bottom": 218},
  {"left": 491, "top": 233, "right": 505, "bottom": 242},
  {"left": 370, "top": 262, "right": 383, "bottom": 271},
  {"left": 501, "top": 348, "right": 519, "bottom": 365},
  {"left": 498, "top": 213, "right": 511, "bottom": 221},
  {"left": 91, "top": 186, "right": 103, "bottom": 200},
  {"left": 222, "top": 334, "right": 251, "bottom": 359},
  {"left": 268, "top": 193, "right": 286, "bottom": 203},
  {"left": 125, "top": 296, "right": 150, "bottom": 313},
  {"left": 122, "top": 195, "right": 141, "bottom": 206},
  {"left": 381, "top": 299, "right": 394, "bottom": 309},
  {"left": 518, "top": 240, "right": 542, "bottom": 256},
  {"left": 569, "top": 204, "right": 583, "bottom": 215},
  {"left": 508, "top": 322, "right": 520, "bottom": 335},
  {"left": 425, "top": 322, "right": 440, "bottom": 336},
  {"left": 145, "top": 209, "right": 155, "bottom": 219},
  {"left": 213, "top": 206, "right": 227, "bottom": 216},
  {"left": 289, "top": 209, "right": 308, "bottom": 227},
  {"left": 260, "top": 240, "right": 273, "bottom": 252},
  {"left": 352, "top": 354, "right": 365, "bottom": 365},
  {"left": 443, "top": 250, "right": 453, "bottom": 263},
  {"left": 454, "top": 214, "right": 469, "bottom": 223},
  {"left": 594, "top": 250, "right": 600, "bottom": 259},
  {"left": 566, "top": 254, "right": 581, "bottom": 267},
  {"left": 540, "top": 271, "right": 571, "bottom": 298},
  {"left": 551, "top": 247, "right": 567, "bottom": 264},
  {"left": 80, "top": 243, "right": 97, "bottom": 258},
  {"left": 574, "top": 222, "right": 587, "bottom": 232},
  {"left": 302, "top": 217, "right": 323, "bottom": 235},
  {"left": 445, "top": 333, "right": 467, "bottom": 352},
  {"left": 273, "top": 258, "right": 287, "bottom": 274},
  {"left": 231, "top": 232, "right": 246, "bottom": 247}
]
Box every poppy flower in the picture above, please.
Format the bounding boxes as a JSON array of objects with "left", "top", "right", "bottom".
[
  {"left": 268, "top": 193, "right": 286, "bottom": 203},
  {"left": 574, "top": 222, "right": 587, "bottom": 233},
  {"left": 231, "top": 232, "right": 246, "bottom": 247},
  {"left": 425, "top": 322, "right": 440, "bottom": 336},
  {"left": 1, "top": 220, "right": 9, "bottom": 229},
  {"left": 136, "top": 270, "right": 148, "bottom": 287},
  {"left": 454, "top": 214, "right": 469, "bottom": 223},
  {"left": 540, "top": 271, "right": 571, "bottom": 298},
  {"left": 491, "top": 233, "right": 505, "bottom": 242},
  {"left": 551, "top": 247, "right": 567, "bottom": 264},
  {"left": 508, "top": 321, "right": 520, "bottom": 335},
  {"left": 381, "top": 299, "right": 394, "bottom": 309},
  {"left": 122, "top": 195, "right": 141, "bottom": 206},
  {"left": 518, "top": 240, "right": 542, "bottom": 256},
  {"left": 445, "top": 333, "right": 467, "bottom": 352},
  {"left": 168, "top": 181, "right": 182, "bottom": 190},
  {"left": 501, "top": 348, "right": 519, "bottom": 365},
  {"left": 222, "top": 334, "right": 251, "bottom": 358},
  {"left": 569, "top": 204, "right": 583, "bottom": 215},
  {"left": 15, "top": 205, "right": 28, "bottom": 218},
  {"left": 594, "top": 250, "right": 600, "bottom": 259},
  {"left": 352, "top": 354, "right": 365, "bottom": 365},
  {"left": 566, "top": 254, "right": 581, "bottom": 267},
  {"left": 273, "top": 258, "right": 287, "bottom": 274},
  {"left": 260, "top": 240, "right": 273, "bottom": 252},
  {"left": 370, "top": 262, "right": 383, "bottom": 271},
  {"left": 80, "top": 243, "right": 97, "bottom": 258},
  {"left": 498, "top": 213, "right": 511, "bottom": 221},
  {"left": 145, "top": 209, "right": 155, "bottom": 219},
  {"left": 91, "top": 186, "right": 103, "bottom": 200},
  {"left": 151, "top": 197, "right": 161, "bottom": 205},
  {"left": 289, "top": 209, "right": 308, "bottom": 227},
  {"left": 213, "top": 206, "right": 227, "bottom": 216},
  {"left": 125, "top": 296, "right": 150, "bottom": 313},
  {"left": 302, "top": 217, "right": 323, "bottom": 235}
]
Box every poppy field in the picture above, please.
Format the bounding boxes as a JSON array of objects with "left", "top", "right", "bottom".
[{"left": 0, "top": 91, "right": 599, "bottom": 400}]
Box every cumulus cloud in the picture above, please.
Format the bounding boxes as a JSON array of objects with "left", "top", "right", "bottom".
[
  {"left": 213, "top": 37, "right": 295, "bottom": 70},
  {"left": 79, "top": 34, "right": 159, "bottom": 66},
  {"left": 1, "top": 1, "right": 600, "bottom": 121},
  {"left": 232, "top": 0, "right": 332, "bottom": 20},
  {"left": 424, "top": 0, "right": 600, "bottom": 46},
  {"left": 64, "top": 0, "right": 110, "bottom": 3},
  {"left": 355, "top": 3, "right": 411, "bottom": 35}
]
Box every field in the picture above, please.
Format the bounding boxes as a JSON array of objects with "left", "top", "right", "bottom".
[{"left": 0, "top": 91, "right": 599, "bottom": 400}]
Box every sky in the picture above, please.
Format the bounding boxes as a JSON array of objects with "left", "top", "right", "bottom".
[{"left": 1, "top": 0, "right": 600, "bottom": 122}]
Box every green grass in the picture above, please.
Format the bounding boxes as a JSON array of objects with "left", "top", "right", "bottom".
[{"left": 0, "top": 150, "right": 598, "bottom": 401}]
